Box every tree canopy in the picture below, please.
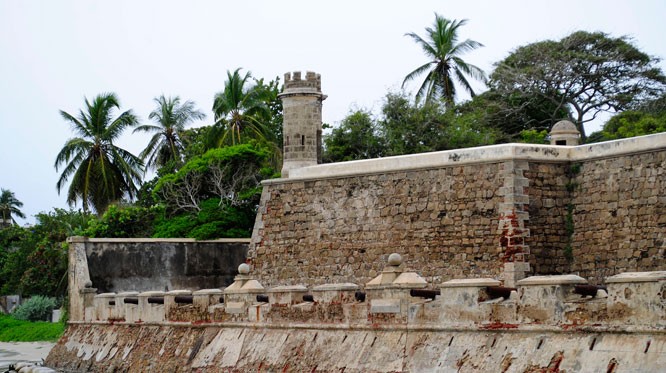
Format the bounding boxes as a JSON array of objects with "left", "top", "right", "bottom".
[
  {"left": 403, "top": 14, "right": 486, "bottom": 105},
  {"left": 133, "top": 95, "right": 205, "bottom": 172},
  {"left": 491, "top": 31, "right": 666, "bottom": 139},
  {"left": 0, "top": 189, "right": 25, "bottom": 227},
  {"left": 55, "top": 93, "right": 144, "bottom": 215}
]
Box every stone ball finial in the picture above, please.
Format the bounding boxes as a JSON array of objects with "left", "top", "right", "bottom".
[
  {"left": 84, "top": 280, "right": 93, "bottom": 288},
  {"left": 388, "top": 253, "right": 402, "bottom": 266},
  {"left": 238, "top": 263, "right": 250, "bottom": 275}
]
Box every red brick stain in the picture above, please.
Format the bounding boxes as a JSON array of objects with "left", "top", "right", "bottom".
[
  {"left": 524, "top": 351, "right": 564, "bottom": 373},
  {"left": 499, "top": 210, "right": 525, "bottom": 262}
]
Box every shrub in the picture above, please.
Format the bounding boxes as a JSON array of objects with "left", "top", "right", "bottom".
[{"left": 11, "top": 295, "right": 57, "bottom": 322}]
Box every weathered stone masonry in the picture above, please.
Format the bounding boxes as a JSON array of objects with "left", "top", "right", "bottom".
[{"left": 250, "top": 135, "right": 666, "bottom": 287}]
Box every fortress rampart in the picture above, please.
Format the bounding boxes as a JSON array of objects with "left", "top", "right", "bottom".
[
  {"left": 249, "top": 133, "right": 666, "bottom": 287},
  {"left": 46, "top": 72, "right": 666, "bottom": 371},
  {"left": 48, "top": 252, "right": 666, "bottom": 371}
]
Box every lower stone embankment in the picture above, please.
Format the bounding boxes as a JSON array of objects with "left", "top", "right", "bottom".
[
  {"left": 46, "top": 323, "right": 663, "bottom": 372},
  {"left": 47, "top": 256, "right": 666, "bottom": 372}
]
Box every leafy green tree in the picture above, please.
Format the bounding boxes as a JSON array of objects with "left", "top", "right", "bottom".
[
  {"left": 403, "top": 14, "right": 486, "bottom": 105},
  {"left": 150, "top": 142, "right": 276, "bottom": 238},
  {"left": 0, "top": 189, "right": 25, "bottom": 227},
  {"left": 211, "top": 69, "right": 272, "bottom": 146},
  {"left": 589, "top": 111, "right": 666, "bottom": 142},
  {"left": 0, "top": 209, "right": 92, "bottom": 297},
  {"left": 323, "top": 110, "right": 384, "bottom": 162},
  {"left": 55, "top": 93, "right": 144, "bottom": 215},
  {"left": 133, "top": 95, "right": 206, "bottom": 172},
  {"left": 491, "top": 31, "right": 666, "bottom": 140},
  {"left": 452, "top": 90, "right": 570, "bottom": 142}
]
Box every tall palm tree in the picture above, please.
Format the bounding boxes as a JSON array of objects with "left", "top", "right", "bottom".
[
  {"left": 0, "top": 189, "right": 25, "bottom": 226},
  {"left": 211, "top": 68, "right": 271, "bottom": 146},
  {"left": 55, "top": 93, "right": 143, "bottom": 215},
  {"left": 403, "top": 14, "right": 487, "bottom": 106},
  {"left": 133, "top": 95, "right": 206, "bottom": 171}
]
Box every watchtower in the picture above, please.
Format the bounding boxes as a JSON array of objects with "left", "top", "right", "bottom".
[
  {"left": 278, "top": 71, "right": 327, "bottom": 178},
  {"left": 550, "top": 120, "right": 581, "bottom": 146}
]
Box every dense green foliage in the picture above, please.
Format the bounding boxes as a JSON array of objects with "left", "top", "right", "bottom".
[
  {"left": 491, "top": 31, "right": 666, "bottom": 139},
  {"left": 323, "top": 92, "right": 498, "bottom": 162},
  {"left": 0, "top": 209, "right": 92, "bottom": 297},
  {"left": 133, "top": 95, "right": 206, "bottom": 171},
  {"left": 55, "top": 93, "right": 143, "bottom": 214},
  {"left": 0, "top": 189, "right": 25, "bottom": 226},
  {"left": 0, "top": 314, "right": 64, "bottom": 342},
  {"left": 403, "top": 14, "right": 486, "bottom": 105},
  {"left": 11, "top": 295, "right": 57, "bottom": 322}
]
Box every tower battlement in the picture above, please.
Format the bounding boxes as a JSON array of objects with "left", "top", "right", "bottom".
[{"left": 283, "top": 70, "right": 321, "bottom": 91}]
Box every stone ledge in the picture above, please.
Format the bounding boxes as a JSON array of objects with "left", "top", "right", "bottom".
[
  {"left": 67, "top": 237, "right": 252, "bottom": 244},
  {"left": 605, "top": 271, "right": 666, "bottom": 283},
  {"left": 263, "top": 132, "right": 666, "bottom": 183}
]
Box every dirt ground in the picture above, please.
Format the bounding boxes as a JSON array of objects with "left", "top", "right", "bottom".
[{"left": 0, "top": 342, "right": 55, "bottom": 370}]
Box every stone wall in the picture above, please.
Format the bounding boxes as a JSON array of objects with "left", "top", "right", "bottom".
[
  {"left": 83, "top": 239, "right": 248, "bottom": 293},
  {"left": 250, "top": 134, "right": 666, "bottom": 286},
  {"left": 66, "top": 237, "right": 249, "bottom": 322},
  {"left": 571, "top": 150, "right": 666, "bottom": 283},
  {"left": 251, "top": 163, "right": 504, "bottom": 287}
]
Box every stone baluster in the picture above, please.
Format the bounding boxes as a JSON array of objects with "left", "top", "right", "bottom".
[
  {"left": 164, "top": 290, "right": 192, "bottom": 322},
  {"left": 93, "top": 293, "right": 115, "bottom": 322},
  {"left": 516, "top": 274, "right": 587, "bottom": 324},
  {"left": 605, "top": 271, "right": 666, "bottom": 327},
  {"left": 193, "top": 289, "right": 224, "bottom": 321},
  {"left": 138, "top": 291, "right": 165, "bottom": 323},
  {"left": 365, "top": 253, "right": 427, "bottom": 321},
  {"left": 113, "top": 291, "right": 137, "bottom": 322},
  {"left": 224, "top": 263, "right": 264, "bottom": 321},
  {"left": 119, "top": 291, "right": 140, "bottom": 323},
  {"left": 438, "top": 278, "right": 504, "bottom": 325}
]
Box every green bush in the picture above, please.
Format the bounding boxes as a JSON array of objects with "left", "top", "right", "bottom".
[{"left": 11, "top": 295, "right": 57, "bottom": 322}]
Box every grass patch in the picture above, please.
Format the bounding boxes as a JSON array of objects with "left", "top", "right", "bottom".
[{"left": 0, "top": 314, "right": 64, "bottom": 342}]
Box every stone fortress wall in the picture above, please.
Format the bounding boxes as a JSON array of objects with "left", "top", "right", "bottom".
[
  {"left": 48, "top": 251, "right": 666, "bottom": 372},
  {"left": 250, "top": 131, "right": 666, "bottom": 287},
  {"left": 47, "top": 71, "right": 666, "bottom": 372}
]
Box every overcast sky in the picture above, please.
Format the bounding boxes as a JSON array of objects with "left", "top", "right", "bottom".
[{"left": 1, "top": 0, "right": 665, "bottom": 224}]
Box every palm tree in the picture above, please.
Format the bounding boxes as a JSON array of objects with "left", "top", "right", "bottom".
[
  {"left": 403, "top": 14, "right": 487, "bottom": 106},
  {"left": 0, "top": 189, "right": 25, "bottom": 226},
  {"left": 133, "top": 95, "right": 206, "bottom": 171},
  {"left": 211, "top": 68, "right": 271, "bottom": 146},
  {"left": 55, "top": 93, "right": 143, "bottom": 215}
]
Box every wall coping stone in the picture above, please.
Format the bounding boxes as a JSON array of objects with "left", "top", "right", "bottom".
[
  {"left": 605, "top": 271, "right": 666, "bottom": 283},
  {"left": 94, "top": 293, "right": 116, "bottom": 298},
  {"left": 440, "top": 278, "right": 501, "bottom": 288},
  {"left": 517, "top": 274, "right": 587, "bottom": 286},
  {"left": 67, "top": 237, "right": 251, "bottom": 244},
  {"left": 263, "top": 132, "right": 666, "bottom": 182},
  {"left": 312, "top": 283, "right": 359, "bottom": 291},
  {"left": 117, "top": 291, "right": 139, "bottom": 297},
  {"left": 193, "top": 289, "right": 223, "bottom": 295},
  {"left": 224, "top": 279, "right": 264, "bottom": 294},
  {"left": 267, "top": 285, "right": 308, "bottom": 293},
  {"left": 139, "top": 291, "right": 165, "bottom": 297},
  {"left": 166, "top": 290, "right": 191, "bottom": 296}
]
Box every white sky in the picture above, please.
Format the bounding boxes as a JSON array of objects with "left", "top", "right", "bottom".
[{"left": 1, "top": 0, "right": 665, "bottom": 224}]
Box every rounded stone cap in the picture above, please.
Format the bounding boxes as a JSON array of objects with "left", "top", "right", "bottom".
[
  {"left": 94, "top": 293, "right": 117, "bottom": 298},
  {"left": 517, "top": 274, "right": 587, "bottom": 286},
  {"left": 605, "top": 271, "right": 666, "bottom": 283},
  {"left": 550, "top": 120, "right": 580, "bottom": 135},
  {"left": 238, "top": 263, "right": 250, "bottom": 275},
  {"left": 388, "top": 253, "right": 402, "bottom": 266},
  {"left": 441, "top": 278, "right": 501, "bottom": 288}
]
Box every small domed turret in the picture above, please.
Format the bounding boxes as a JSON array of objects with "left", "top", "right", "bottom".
[{"left": 550, "top": 120, "right": 580, "bottom": 146}]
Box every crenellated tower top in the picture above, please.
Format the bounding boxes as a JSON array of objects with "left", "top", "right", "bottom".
[
  {"left": 279, "top": 70, "right": 326, "bottom": 178},
  {"left": 282, "top": 71, "right": 322, "bottom": 91}
]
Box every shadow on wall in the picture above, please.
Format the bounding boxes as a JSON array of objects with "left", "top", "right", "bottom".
[{"left": 85, "top": 239, "right": 248, "bottom": 293}]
